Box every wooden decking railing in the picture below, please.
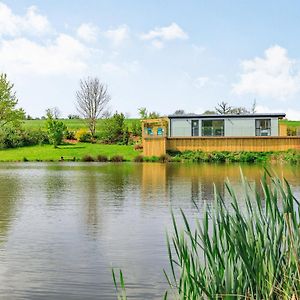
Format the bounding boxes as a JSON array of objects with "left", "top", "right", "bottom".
[{"left": 142, "top": 136, "right": 300, "bottom": 156}]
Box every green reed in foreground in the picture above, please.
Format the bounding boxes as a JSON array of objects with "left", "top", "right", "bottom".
[
  {"left": 114, "top": 172, "right": 300, "bottom": 299},
  {"left": 165, "top": 172, "right": 300, "bottom": 299}
]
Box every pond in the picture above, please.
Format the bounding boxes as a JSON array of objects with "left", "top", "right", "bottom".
[{"left": 0, "top": 162, "right": 299, "bottom": 299}]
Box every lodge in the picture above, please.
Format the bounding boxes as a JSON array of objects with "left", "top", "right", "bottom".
[{"left": 142, "top": 113, "right": 300, "bottom": 156}]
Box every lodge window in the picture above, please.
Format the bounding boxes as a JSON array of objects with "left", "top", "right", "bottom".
[
  {"left": 201, "top": 120, "right": 224, "bottom": 136},
  {"left": 191, "top": 120, "right": 199, "bottom": 136},
  {"left": 255, "top": 119, "right": 271, "bottom": 136}
]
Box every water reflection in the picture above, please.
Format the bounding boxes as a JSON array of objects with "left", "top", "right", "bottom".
[
  {"left": 0, "top": 162, "right": 299, "bottom": 299},
  {"left": 0, "top": 169, "right": 22, "bottom": 242}
]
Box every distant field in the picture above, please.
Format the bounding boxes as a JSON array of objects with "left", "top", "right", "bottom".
[
  {"left": 22, "top": 118, "right": 300, "bottom": 131},
  {"left": 0, "top": 143, "right": 139, "bottom": 162},
  {"left": 22, "top": 119, "right": 139, "bottom": 131},
  {"left": 280, "top": 120, "right": 300, "bottom": 128}
]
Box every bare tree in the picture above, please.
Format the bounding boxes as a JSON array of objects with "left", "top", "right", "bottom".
[
  {"left": 174, "top": 109, "right": 185, "bottom": 115},
  {"left": 230, "top": 106, "right": 250, "bottom": 114},
  {"left": 76, "top": 77, "right": 111, "bottom": 137},
  {"left": 215, "top": 101, "right": 232, "bottom": 114},
  {"left": 251, "top": 99, "right": 257, "bottom": 113}
]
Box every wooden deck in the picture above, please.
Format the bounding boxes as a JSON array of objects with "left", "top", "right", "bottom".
[{"left": 143, "top": 136, "right": 300, "bottom": 156}]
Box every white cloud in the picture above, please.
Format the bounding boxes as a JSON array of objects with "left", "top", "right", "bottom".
[
  {"left": 77, "top": 23, "right": 99, "bottom": 43},
  {"left": 104, "top": 25, "right": 129, "bottom": 46},
  {"left": 0, "top": 2, "right": 51, "bottom": 37},
  {"left": 141, "top": 22, "right": 188, "bottom": 41},
  {"left": 140, "top": 22, "right": 188, "bottom": 48},
  {"left": 233, "top": 45, "right": 300, "bottom": 99},
  {"left": 0, "top": 34, "right": 90, "bottom": 75}
]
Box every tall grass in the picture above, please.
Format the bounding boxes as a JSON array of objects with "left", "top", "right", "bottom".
[
  {"left": 113, "top": 172, "right": 300, "bottom": 299},
  {"left": 165, "top": 172, "right": 300, "bottom": 299}
]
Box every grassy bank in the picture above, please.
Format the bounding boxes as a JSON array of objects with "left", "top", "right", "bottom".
[
  {"left": 167, "top": 149, "right": 300, "bottom": 163},
  {"left": 0, "top": 143, "right": 138, "bottom": 162},
  {"left": 0, "top": 144, "right": 300, "bottom": 163}
]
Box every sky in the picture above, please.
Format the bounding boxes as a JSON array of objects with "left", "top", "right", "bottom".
[{"left": 1, "top": 0, "right": 300, "bottom": 119}]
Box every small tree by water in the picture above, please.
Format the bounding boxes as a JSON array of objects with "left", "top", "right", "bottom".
[{"left": 46, "top": 108, "right": 66, "bottom": 148}]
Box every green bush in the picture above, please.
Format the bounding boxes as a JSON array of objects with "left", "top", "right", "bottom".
[
  {"left": 131, "top": 120, "right": 142, "bottom": 137},
  {"left": 168, "top": 150, "right": 275, "bottom": 163},
  {"left": 100, "top": 112, "right": 129, "bottom": 145},
  {"left": 81, "top": 155, "right": 94, "bottom": 162},
  {"left": 159, "top": 154, "right": 171, "bottom": 163},
  {"left": 78, "top": 132, "right": 92, "bottom": 142},
  {"left": 46, "top": 109, "right": 67, "bottom": 148},
  {"left": 143, "top": 156, "right": 159, "bottom": 162},
  {"left": 64, "top": 129, "right": 76, "bottom": 140},
  {"left": 0, "top": 127, "right": 49, "bottom": 149},
  {"left": 97, "top": 155, "right": 108, "bottom": 162},
  {"left": 133, "top": 155, "right": 144, "bottom": 162},
  {"left": 110, "top": 155, "right": 124, "bottom": 162}
]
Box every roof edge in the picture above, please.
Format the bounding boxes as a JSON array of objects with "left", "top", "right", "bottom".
[{"left": 168, "top": 113, "right": 286, "bottom": 119}]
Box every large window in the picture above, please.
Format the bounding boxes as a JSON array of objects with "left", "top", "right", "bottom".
[
  {"left": 202, "top": 120, "right": 224, "bottom": 136},
  {"left": 256, "top": 119, "right": 271, "bottom": 136}
]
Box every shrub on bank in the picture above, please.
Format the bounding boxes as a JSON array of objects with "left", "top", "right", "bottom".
[
  {"left": 97, "top": 155, "right": 108, "bottom": 162},
  {"left": 81, "top": 155, "right": 95, "bottom": 162},
  {"left": 75, "top": 129, "right": 92, "bottom": 143},
  {"left": 133, "top": 155, "right": 144, "bottom": 162},
  {"left": 0, "top": 127, "right": 49, "bottom": 149},
  {"left": 159, "top": 154, "right": 171, "bottom": 163},
  {"left": 110, "top": 155, "right": 124, "bottom": 162},
  {"left": 168, "top": 150, "right": 291, "bottom": 163},
  {"left": 143, "top": 156, "right": 159, "bottom": 162}
]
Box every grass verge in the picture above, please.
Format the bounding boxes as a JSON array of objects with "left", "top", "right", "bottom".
[{"left": 0, "top": 143, "right": 138, "bottom": 162}]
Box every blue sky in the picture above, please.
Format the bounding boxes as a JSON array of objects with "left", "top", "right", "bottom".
[{"left": 1, "top": 1, "right": 300, "bottom": 119}]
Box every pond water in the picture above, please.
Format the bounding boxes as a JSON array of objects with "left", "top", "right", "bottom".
[{"left": 0, "top": 162, "right": 299, "bottom": 299}]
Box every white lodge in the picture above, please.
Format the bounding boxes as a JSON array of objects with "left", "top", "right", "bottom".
[{"left": 168, "top": 113, "right": 285, "bottom": 138}]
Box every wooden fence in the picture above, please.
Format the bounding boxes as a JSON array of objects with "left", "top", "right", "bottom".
[{"left": 143, "top": 136, "right": 300, "bottom": 156}]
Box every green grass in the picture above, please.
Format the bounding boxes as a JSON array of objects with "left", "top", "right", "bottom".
[
  {"left": 168, "top": 150, "right": 300, "bottom": 164},
  {"left": 280, "top": 119, "right": 300, "bottom": 128},
  {"left": 0, "top": 143, "right": 139, "bottom": 162},
  {"left": 22, "top": 119, "right": 139, "bottom": 131}
]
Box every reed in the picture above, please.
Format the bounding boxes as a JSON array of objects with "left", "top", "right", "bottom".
[
  {"left": 113, "top": 172, "right": 300, "bottom": 299},
  {"left": 165, "top": 171, "right": 300, "bottom": 299}
]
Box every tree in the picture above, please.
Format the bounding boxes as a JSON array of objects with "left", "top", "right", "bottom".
[
  {"left": 138, "top": 107, "right": 160, "bottom": 119},
  {"left": 174, "top": 109, "right": 185, "bottom": 115},
  {"left": 46, "top": 108, "right": 66, "bottom": 148},
  {"left": 203, "top": 110, "right": 217, "bottom": 115},
  {"left": 251, "top": 99, "right": 257, "bottom": 113},
  {"left": 215, "top": 101, "right": 232, "bottom": 114},
  {"left": 0, "top": 73, "right": 25, "bottom": 128},
  {"left": 230, "top": 106, "right": 250, "bottom": 114},
  {"left": 68, "top": 114, "right": 80, "bottom": 119},
  {"left": 76, "top": 77, "right": 111, "bottom": 137},
  {"left": 100, "top": 112, "right": 129, "bottom": 144}
]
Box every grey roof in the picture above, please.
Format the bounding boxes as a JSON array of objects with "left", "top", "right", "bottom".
[{"left": 168, "top": 113, "right": 286, "bottom": 119}]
